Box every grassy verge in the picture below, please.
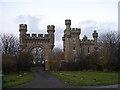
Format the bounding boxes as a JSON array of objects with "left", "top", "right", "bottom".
[
  {"left": 3, "top": 72, "right": 34, "bottom": 88},
  {"left": 46, "top": 71, "right": 118, "bottom": 86}
]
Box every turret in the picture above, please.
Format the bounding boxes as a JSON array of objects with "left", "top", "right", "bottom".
[
  {"left": 65, "top": 19, "right": 71, "bottom": 30},
  {"left": 92, "top": 30, "right": 98, "bottom": 50},
  {"left": 47, "top": 25, "right": 55, "bottom": 49},
  {"left": 82, "top": 35, "right": 87, "bottom": 41},
  {"left": 19, "top": 24, "right": 27, "bottom": 50},
  {"left": 19, "top": 24, "right": 27, "bottom": 33},
  {"left": 47, "top": 25, "right": 55, "bottom": 33}
]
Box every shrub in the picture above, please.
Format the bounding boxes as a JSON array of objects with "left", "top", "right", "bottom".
[
  {"left": 49, "top": 61, "right": 61, "bottom": 71},
  {"left": 16, "top": 52, "right": 33, "bottom": 72},
  {"left": 66, "top": 51, "right": 103, "bottom": 71},
  {"left": 105, "top": 55, "right": 119, "bottom": 71},
  {"left": 2, "top": 54, "right": 17, "bottom": 74},
  {"left": 49, "top": 48, "right": 64, "bottom": 71}
]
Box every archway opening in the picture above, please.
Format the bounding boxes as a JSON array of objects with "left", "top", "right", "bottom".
[{"left": 31, "top": 47, "right": 45, "bottom": 70}]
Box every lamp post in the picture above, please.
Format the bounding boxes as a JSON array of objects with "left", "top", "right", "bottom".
[{"left": 0, "top": 73, "right": 3, "bottom": 90}]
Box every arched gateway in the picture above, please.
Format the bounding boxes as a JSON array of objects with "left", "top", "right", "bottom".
[{"left": 19, "top": 24, "right": 55, "bottom": 70}]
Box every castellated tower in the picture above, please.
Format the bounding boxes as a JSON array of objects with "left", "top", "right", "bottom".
[
  {"left": 19, "top": 24, "right": 27, "bottom": 50},
  {"left": 93, "top": 30, "right": 98, "bottom": 50},
  {"left": 62, "top": 19, "right": 81, "bottom": 62},
  {"left": 47, "top": 25, "right": 55, "bottom": 50},
  {"left": 62, "top": 19, "right": 98, "bottom": 62}
]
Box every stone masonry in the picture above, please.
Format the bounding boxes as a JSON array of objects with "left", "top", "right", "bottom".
[{"left": 62, "top": 19, "right": 98, "bottom": 62}]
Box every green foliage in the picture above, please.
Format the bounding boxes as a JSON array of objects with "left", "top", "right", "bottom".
[
  {"left": 47, "top": 71, "right": 118, "bottom": 86},
  {"left": 3, "top": 72, "right": 34, "bottom": 88}
]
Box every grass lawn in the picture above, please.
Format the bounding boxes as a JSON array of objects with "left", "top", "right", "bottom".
[
  {"left": 3, "top": 72, "right": 34, "bottom": 88},
  {"left": 46, "top": 71, "right": 118, "bottom": 86}
]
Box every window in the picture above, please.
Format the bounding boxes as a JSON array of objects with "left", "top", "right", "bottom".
[
  {"left": 73, "top": 47, "right": 75, "bottom": 50},
  {"left": 88, "top": 47, "right": 90, "bottom": 53},
  {"left": 73, "top": 38, "right": 76, "bottom": 42}
]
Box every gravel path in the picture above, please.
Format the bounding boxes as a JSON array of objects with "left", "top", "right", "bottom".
[{"left": 13, "top": 68, "right": 119, "bottom": 89}]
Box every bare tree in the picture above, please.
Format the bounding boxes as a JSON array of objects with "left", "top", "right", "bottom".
[
  {"left": 49, "top": 47, "right": 64, "bottom": 71},
  {"left": 98, "top": 31, "right": 119, "bottom": 71},
  {"left": 0, "top": 33, "right": 20, "bottom": 55},
  {"left": 31, "top": 47, "right": 45, "bottom": 65},
  {"left": 98, "top": 32, "right": 118, "bottom": 52}
]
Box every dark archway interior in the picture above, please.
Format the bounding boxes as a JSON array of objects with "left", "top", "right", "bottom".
[{"left": 31, "top": 47, "right": 45, "bottom": 70}]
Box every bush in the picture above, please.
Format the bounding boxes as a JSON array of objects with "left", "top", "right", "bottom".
[
  {"left": 85, "top": 51, "right": 102, "bottom": 71},
  {"left": 49, "top": 61, "right": 61, "bottom": 71},
  {"left": 49, "top": 48, "right": 64, "bottom": 71},
  {"left": 105, "top": 55, "right": 119, "bottom": 71},
  {"left": 66, "top": 51, "right": 103, "bottom": 71},
  {"left": 66, "top": 61, "right": 76, "bottom": 71},
  {"left": 2, "top": 54, "right": 17, "bottom": 74},
  {"left": 16, "top": 52, "right": 33, "bottom": 72}
]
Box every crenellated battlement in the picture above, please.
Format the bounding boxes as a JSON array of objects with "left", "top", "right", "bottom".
[
  {"left": 81, "top": 39, "right": 94, "bottom": 42},
  {"left": 71, "top": 28, "right": 79, "bottom": 30},
  {"left": 71, "top": 28, "right": 81, "bottom": 34},
  {"left": 26, "top": 34, "right": 49, "bottom": 38},
  {"left": 81, "top": 39, "right": 94, "bottom": 45},
  {"left": 80, "top": 35, "right": 95, "bottom": 45}
]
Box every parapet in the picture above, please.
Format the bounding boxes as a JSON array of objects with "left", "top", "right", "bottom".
[
  {"left": 26, "top": 34, "right": 49, "bottom": 38},
  {"left": 65, "top": 19, "right": 71, "bottom": 25},
  {"left": 38, "top": 34, "right": 43, "bottom": 37},
  {"left": 71, "top": 28, "right": 81, "bottom": 34},
  {"left": 26, "top": 34, "right": 30, "bottom": 37},
  {"left": 32, "top": 34, "right": 37, "bottom": 37},
  {"left": 71, "top": 28, "right": 81, "bottom": 31},
  {"left": 19, "top": 24, "right": 27, "bottom": 30},
  {"left": 81, "top": 35, "right": 95, "bottom": 45}
]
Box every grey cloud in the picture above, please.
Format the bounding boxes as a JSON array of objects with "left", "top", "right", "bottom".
[
  {"left": 15, "top": 15, "right": 64, "bottom": 48},
  {"left": 15, "top": 15, "right": 45, "bottom": 33},
  {"left": 78, "top": 20, "right": 117, "bottom": 39},
  {"left": 15, "top": 16, "right": 117, "bottom": 49},
  {"left": 54, "top": 26, "right": 64, "bottom": 49}
]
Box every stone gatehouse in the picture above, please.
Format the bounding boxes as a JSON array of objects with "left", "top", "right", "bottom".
[{"left": 19, "top": 24, "right": 55, "bottom": 70}]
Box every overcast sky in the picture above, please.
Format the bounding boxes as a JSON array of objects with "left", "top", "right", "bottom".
[{"left": 0, "top": 0, "right": 119, "bottom": 49}]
